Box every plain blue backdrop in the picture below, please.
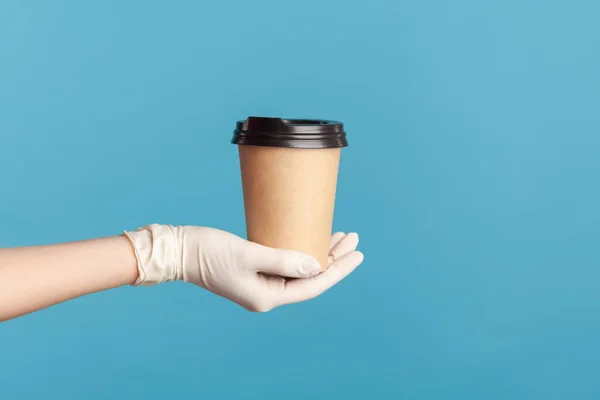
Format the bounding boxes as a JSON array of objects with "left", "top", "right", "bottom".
[{"left": 1, "top": 1, "right": 599, "bottom": 399}]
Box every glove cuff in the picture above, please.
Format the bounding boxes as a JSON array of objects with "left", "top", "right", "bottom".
[{"left": 123, "top": 224, "right": 182, "bottom": 286}]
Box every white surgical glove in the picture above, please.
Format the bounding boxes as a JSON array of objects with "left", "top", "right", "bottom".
[{"left": 123, "top": 225, "right": 363, "bottom": 312}]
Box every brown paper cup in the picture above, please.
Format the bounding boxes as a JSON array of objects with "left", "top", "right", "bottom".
[{"left": 232, "top": 117, "right": 348, "bottom": 270}]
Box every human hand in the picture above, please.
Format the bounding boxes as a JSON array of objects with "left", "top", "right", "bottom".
[{"left": 124, "top": 225, "right": 363, "bottom": 312}]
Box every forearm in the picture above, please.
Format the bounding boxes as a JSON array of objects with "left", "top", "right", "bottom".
[{"left": 0, "top": 236, "right": 139, "bottom": 322}]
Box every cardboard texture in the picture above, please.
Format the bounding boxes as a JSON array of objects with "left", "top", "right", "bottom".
[{"left": 239, "top": 145, "right": 341, "bottom": 269}]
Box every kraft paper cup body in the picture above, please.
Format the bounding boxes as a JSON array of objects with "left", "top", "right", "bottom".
[{"left": 232, "top": 117, "right": 348, "bottom": 270}]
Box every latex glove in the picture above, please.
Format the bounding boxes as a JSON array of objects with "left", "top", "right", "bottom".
[{"left": 124, "top": 225, "right": 363, "bottom": 312}]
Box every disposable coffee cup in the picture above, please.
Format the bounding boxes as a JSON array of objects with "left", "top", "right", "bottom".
[{"left": 232, "top": 116, "right": 348, "bottom": 270}]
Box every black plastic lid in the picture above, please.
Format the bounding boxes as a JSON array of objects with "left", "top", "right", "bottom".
[{"left": 232, "top": 117, "right": 348, "bottom": 149}]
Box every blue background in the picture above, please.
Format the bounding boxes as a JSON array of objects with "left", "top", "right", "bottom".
[{"left": 1, "top": 1, "right": 599, "bottom": 399}]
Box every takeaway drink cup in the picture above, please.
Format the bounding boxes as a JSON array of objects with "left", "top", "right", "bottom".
[{"left": 232, "top": 117, "right": 349, "bottom": 270}]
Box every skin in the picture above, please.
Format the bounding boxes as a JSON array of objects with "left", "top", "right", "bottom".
[{"left": 0, "top": 236, "right": 138, "bottom": 322}]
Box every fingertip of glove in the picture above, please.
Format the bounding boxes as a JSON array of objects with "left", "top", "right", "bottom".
[
  {"left": 299, "top": 255, "right": 322, "bottom": 277},
  {"left": 354, "top": 251, "right": 364, "bottom": 264},
  {"left": 347, "top": 232, "right": 360, "bottom": 244},
  {"left": 335, "top": 250, "right": 364, "bottom": 270}
]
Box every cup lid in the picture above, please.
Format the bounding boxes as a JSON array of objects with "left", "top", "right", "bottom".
[{"left": 232, "top": 116, "right": 348, "bottom": 149}]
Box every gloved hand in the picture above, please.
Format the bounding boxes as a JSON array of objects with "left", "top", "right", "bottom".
[{"left": 124, "top": 224, "right": 363, "bottom": 312}]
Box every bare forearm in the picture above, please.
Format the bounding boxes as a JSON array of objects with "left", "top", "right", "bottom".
[{"left": 0, "top": 236, "right": 139, "bottom": 322}]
